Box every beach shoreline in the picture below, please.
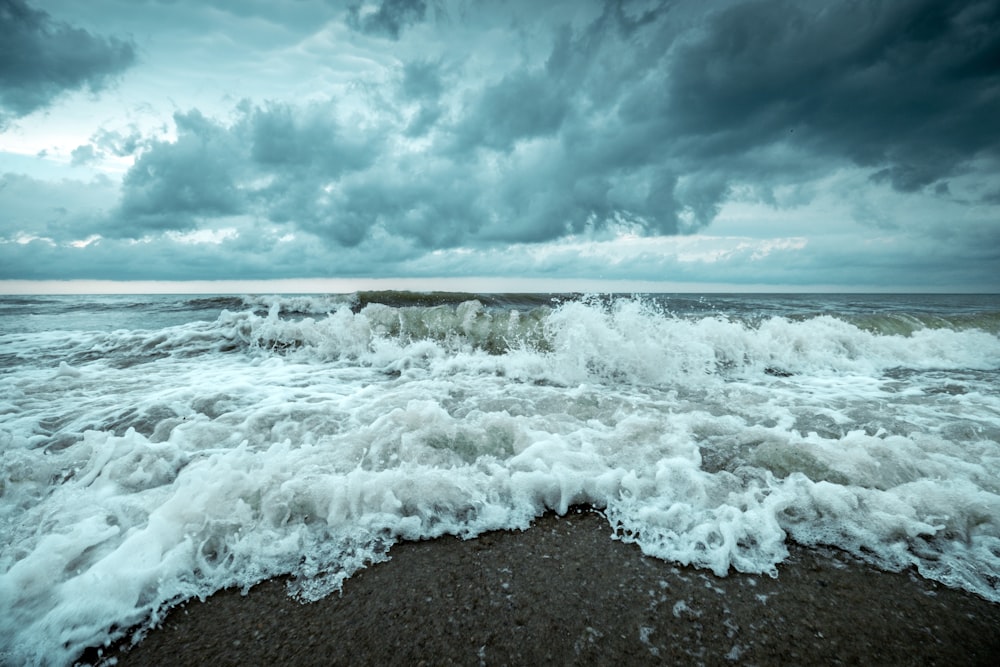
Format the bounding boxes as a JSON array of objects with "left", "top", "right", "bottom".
[{"left": 84, "top": 508, "right": 1000, "bottom": 666}]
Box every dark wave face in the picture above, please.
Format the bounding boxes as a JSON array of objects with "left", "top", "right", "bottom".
[{"left": 1, "top": 292, "right": 998, "bottom": 665}]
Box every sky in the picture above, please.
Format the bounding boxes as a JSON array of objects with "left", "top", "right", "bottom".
[{"left": 1, "top": 0, "right": 999, "bottom": 293}]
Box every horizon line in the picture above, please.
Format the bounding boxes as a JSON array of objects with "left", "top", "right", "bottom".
[{"left": 2, "top": 278, "right": 997, "bottom": 296}]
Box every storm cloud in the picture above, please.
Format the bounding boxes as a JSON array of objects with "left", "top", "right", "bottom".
[
  {"left": 346, "top": 0, "right": 427, "bottom": 40},
  {"left": 0, "top": 0, "right": 135, "bottom": 126},
  {"left": 2, "top": 0, "right": 999, "bottom": 289},
  {"left": 660, "top": 0, "right": 1000, "bottom": 193}
]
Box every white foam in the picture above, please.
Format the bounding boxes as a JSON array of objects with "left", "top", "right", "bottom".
[{"left": 1, "top": 297, "right": 998, "bottom": 664}]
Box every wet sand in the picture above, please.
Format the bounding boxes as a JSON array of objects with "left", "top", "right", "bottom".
[{"left": 86, "top": 508, "right": 999, "bottom": 666}]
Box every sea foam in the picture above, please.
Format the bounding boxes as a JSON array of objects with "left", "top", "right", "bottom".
[{"left": 1, "top": 295, "right": 998, "bottom": 664}]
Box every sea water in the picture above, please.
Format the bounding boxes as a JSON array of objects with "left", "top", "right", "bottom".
[{"left": 1, "top": 292, "right": 998, "bottom": 665}]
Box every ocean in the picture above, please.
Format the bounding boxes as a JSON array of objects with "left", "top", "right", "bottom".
[{"left": 1, "top": 292, "right": 998, "bottom": 665}]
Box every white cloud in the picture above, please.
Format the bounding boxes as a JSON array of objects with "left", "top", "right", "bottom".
[{"left": 166, "top": 227, "right": 239, "bottom": 245}]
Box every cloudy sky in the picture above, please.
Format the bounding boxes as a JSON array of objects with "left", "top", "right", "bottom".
[{"left": 1, "top": 0, "right": 998, "bottom": 292}]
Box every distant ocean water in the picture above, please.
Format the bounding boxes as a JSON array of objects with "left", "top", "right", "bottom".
[{"left": 1, "top": 292, "right": 998, "bottom": 665}]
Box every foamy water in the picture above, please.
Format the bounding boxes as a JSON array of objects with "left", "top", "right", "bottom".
[{"left": 1, "top": 293, "right": 998, "bottom": 665}]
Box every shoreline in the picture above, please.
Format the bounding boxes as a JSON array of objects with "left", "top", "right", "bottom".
[{"left": 86, "top": 508, "right": 999, "bottom": 666}]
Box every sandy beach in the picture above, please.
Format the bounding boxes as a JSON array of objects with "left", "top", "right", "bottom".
[{"left": 84, "top": 508, "right": 999, "bottom": 666}]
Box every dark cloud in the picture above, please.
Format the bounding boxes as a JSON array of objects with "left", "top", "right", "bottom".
[
  {"left": 98, "top": 0, "right": 1000, "bottom": 252},
  {"left": 400, "top": 59, "right": 444, "bottom": 136},
  {"left": 0, "top": 0, "right": 135, "bottom": 125},
  {"left": 247, "top": 101, "right": 372, "bottom": 174},
  {"left": 0, "top": 171, "right": 118, "bottom": 242},
  {"left": 403, "top": 104, "right": 441, "bottom": 137},
  {"left": 437, "top": 3, "right": 699, "bottom": 234},
  {"left": 661, "top": 0, "right": 1000, "bottom": 193},
  {"left": 108, "top": 101, "right": 382, "bottom": 241},
  {"left": 116, "top": 110, "right": 246, "bottom": 233},
  {"left": 346, "top": 0, "right": 427, "bottom": 40},
  {"left": 400, "top": 60, "right": 443, "bottom": 101},
  {"left": 487, "top": 0, "right": 1000, "bottom": 232},
  {"left": 453, "top": 69, "right": 570, "bottom": 153}
]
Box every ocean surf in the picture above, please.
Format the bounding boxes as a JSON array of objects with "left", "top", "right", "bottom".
[{"left": 1, "top": 292, "right": 998, "bottom": 664}]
